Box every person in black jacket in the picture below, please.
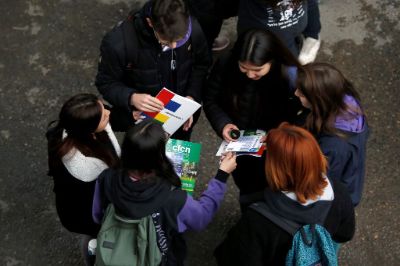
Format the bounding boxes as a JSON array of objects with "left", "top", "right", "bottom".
[
  {"left": 294, "top": 62, "right": 369, "bottom": 206},
  {"left": 46, "top": 94, "right": 120, "bottom": 265},
  {"left": 95, "top": 0, "right": 211, "bottom": 140},
  {"left": 214, "top": 123, "right": 355, "bottom": 266},
  {"left": 203, "top": 29, "right": 303, "bottom": 195}
]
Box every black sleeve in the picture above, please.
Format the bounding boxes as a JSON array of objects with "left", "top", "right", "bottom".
[
  {"left": 303, "top": 0, "right": 321, "bottom": 39},
  {"left": 214, "top": 209, "right": 291, "bottom": 266},
  {"left": 184, "top": 18, "right": 212, "bottom": 103},
  {"left": 214, "top": 212, "right": 266, "bottom": 266},
  {"left": 202, "top": 55, "right": 234, "bottom": 137},
  {"left": 95, "top": 27, "right": 137, "bottom": 112},
  {"left": 325, "top": 179, "right": 356, "bottom": 243}
]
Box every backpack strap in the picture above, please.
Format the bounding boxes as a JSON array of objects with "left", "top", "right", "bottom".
[{"left": 249, "top": 201, "right": 301, "bottom": 236}]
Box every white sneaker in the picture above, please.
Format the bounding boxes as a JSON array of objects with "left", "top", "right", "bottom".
[
  {"left": 299, "top": 37, "right": 321, "bottom": 65},
  {"left": 212, "top": 36, "right": 230, "bottom": 51}
]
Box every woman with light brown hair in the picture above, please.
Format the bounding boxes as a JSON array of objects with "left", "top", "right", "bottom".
[
  {"left": 295, "top": 62, "right": 369, "bottom": 206},
  {"left": 214, "top": 123, "right": 355, "bottom": 266}
]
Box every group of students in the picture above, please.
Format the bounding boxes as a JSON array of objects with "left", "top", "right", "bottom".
[{"left": 46, "top": 0, "right": 368, "bottom": 265}]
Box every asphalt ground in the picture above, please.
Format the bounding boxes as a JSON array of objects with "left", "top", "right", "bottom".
[{"left": 0, "top": 0, "right": 399, "bottom": 265}]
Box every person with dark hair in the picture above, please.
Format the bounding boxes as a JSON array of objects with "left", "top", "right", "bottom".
[
  {"left": 92, "top": 119, "right": 237, "bottom": 265},
  {"left": 95, "top": 0, "right": 211, "bottom": 140},
  {"left": 238, "top": 0, "right": 322, "bottom": 63},
  {"left": 203, "top": 29, "right": 303, "bottom": 195},
  {"left": 294, "top": 62, "right": 369, "bottom": 206},
  {"left": 46, "top": 93, "right": 120, "bottom": 265},
  {"left": 214, "top": 123, "right": 355, "bottom": 265}
]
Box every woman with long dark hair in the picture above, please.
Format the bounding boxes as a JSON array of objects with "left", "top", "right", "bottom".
[
  {"left": 92, "top": 119, "right": 237, "bottom": 265},
  {"left": 203, "top": 28, "right": 303, "bottom": 195},
  {"left": 46, "top": 93, "right": 120, "bottom": 264},
  {"left": 214, "top": 123, "right": 355, "bottom": 265},
  {"left": 294, "top": 62, "right": 369, "bottom": 206}
]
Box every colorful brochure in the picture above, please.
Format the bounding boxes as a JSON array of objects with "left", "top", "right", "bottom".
[
  {"left": 143, "top": 88, "right": 201, "bottom": 136},
  {"left": 166, "top": 138, "right": 202, "bottom": 195},
  {"left": 216, "top": 129, "right": 266, "bottom": 157}
]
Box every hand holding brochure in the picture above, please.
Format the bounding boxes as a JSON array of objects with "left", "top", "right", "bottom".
[
  {"left": 142, "top": 88, "right": 201, "bottom": 136},
  {"left": 216, "top": 129, "right": 266, "bottom": 157},
  {"left": 166, "top": 139, "right": 202, "bottom": 195}
]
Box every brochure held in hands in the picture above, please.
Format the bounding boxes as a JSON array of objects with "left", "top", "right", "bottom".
[
  {"left": 142, "top": 88, "right": 201, "bottom": 136},
  {"left": 216, "top": 129, "right": 266, "bottom": 157},
  {"left": 166, "top": 139, "right": 201, "bottom": 195}
]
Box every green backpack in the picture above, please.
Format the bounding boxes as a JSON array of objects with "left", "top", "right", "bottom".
[{"left": 96, "top": 204, "right": 163, "bottom": 266}]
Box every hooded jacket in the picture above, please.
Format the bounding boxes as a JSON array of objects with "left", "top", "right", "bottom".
[
  {"left": 214, "top": 177, "right": 355, "bottom": 266},
  {"left": 92, "top": 168, "right": 229, "bottom": 265},
  {"left": 319, "top": 95, "right": 369, "bottom": 206}
]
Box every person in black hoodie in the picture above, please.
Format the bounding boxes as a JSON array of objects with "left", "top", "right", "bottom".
[
  {"left": 92, "top": 119, "right": 237, "bottom": 265},
  {"left": 46, "top": 93, "right": 120, "bottom": 265},
  {"left": 95, "top": 0, "right": 211, "bottom": 140},
  {"left": 203, "top": 28, "right": 303, "bottom": 195},
  {"left": 294, "top": 62, "right": 369, "bottom": 206},
  {"left": 214, "top": 123, "right": 355, "bottom": 266}
]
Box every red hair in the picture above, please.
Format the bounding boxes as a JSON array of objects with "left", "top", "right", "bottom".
[{"left": 265, "top": 123, "right": 328, "bottom": 204}]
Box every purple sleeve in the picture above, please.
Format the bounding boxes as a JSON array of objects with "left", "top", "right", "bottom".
[
  {"left": 92, "top": 180, "right": 104, "bottom": 224},
  {"left": 177, "top": 178, "right": 227, "bottom": 232}
]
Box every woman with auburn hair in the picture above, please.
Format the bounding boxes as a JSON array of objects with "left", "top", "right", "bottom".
[
  {"left": 294, "top": 62, "right": 369, "bottom": 206},
  {"left": 214, "top": 123, "right": 355, "bottom": 266}
]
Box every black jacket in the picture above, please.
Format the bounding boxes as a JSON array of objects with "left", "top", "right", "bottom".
[
  {"left": 46, "top": 128, "right": 101, "bottom": 237},
  {"left": 203, "top": 53, "right": 302, "bottom": 194},
  {"left": 203, "top": 53, "right": 302, "bottom": 137},
  {"left": 214, "top": 178, "right": 355, "bottom": 266},
  {"left": 95, "top": 2, "right": 211, "bottom": 113}
]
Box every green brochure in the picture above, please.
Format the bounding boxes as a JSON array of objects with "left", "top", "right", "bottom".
[{"left": 165, "top": 139, "right": 202, "bottom": 195}]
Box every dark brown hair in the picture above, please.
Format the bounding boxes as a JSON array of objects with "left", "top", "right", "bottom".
[
  {"left": 121, "top": 119, "right": 181, "bottom": 187},
  {"left": 296, "top": 62, "right": 363, "bottom": 136},
  {"left": 235, "top": 28, "right": 301, "bottom": 68},
  {"left": 47, "top": 94, "right": 119, "bottom": 174},
  {"left": 150, "top": 0, "right": 189, "bottom": 42},
  {"left": 265, "top": 122, "right": 327, "bottom": 204}
]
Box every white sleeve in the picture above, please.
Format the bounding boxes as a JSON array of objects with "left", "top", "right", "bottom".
[
  {"left": 104, "top": 123, "right": 121, "bottom": 157},
  {"left": 62, "top": 148, "right": 108, "bottom": 182}
]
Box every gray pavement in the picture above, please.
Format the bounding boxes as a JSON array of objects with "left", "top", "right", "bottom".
[{"left": 0, "top": 0, "right": 399, "bottom": 265}]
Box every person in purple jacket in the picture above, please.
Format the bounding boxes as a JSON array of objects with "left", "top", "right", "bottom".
[
  {"left": 294, "top": 62, "right": 369, "bottom": 206},
  {"left": 92, "top": 119, "right": 237, "bottom": 265}
]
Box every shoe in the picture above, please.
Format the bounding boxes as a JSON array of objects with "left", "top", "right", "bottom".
[
  {"left": 212, "top": 36, "right": 230, "bottom": 51},
  {"left": 298, "top": 37, "right": 321, "bottom": 65}
]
